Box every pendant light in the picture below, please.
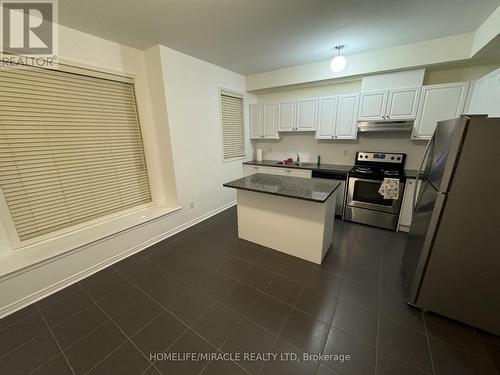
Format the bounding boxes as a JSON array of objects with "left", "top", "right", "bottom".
[{"left": 330, "top": 45, "right": 346, "bottom": 73}]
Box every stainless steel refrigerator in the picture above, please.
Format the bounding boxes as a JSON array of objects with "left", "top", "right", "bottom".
[{"left": 402, "top": 116, "right": 500, "bottom": 335}]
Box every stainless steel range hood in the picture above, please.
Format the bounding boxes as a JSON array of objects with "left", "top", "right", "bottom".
[{"left": 357, "top": 120, "right": 414, "bottom": 132}]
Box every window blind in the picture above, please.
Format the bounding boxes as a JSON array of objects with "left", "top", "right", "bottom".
[
  {"left": 0, "top": 66, "right": 152, "bottom": 241},
  {"left": 220, "top": 91, "right": 245, "bottom": 160}
]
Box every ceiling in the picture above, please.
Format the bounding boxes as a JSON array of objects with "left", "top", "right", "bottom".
[{"left": 59, "top": 0, "right": 499, "bottom": 75}]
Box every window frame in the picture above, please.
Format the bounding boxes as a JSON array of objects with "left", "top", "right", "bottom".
[
  {"left": 0, "top": 61, "right": 154, "bottom": 249},
  {"left": 218, "top": 87, "right": 246, "bottom": 163}
]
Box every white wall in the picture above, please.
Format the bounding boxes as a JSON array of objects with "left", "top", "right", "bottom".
[
  {"left": 252, "top": 80, "right": 427, "bottom": 169},
  {"left": 246, "top": 33, "right": 475, "bottom": 91},
  {"left": 0, "top": 28, "right": 250, "bottom": 316},
  {"left": 154, "top": 44, "right": 252, "bottom": 227},
  {"left": 254, "top": 133, "right": 426, "bottom": 170}
]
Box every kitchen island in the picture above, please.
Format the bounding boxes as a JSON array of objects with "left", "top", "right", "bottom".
[{"left": 223, "top": 173, "right": 340, "bottom": 264}]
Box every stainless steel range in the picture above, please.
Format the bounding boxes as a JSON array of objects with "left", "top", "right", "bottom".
[{"left": 345, "top": 152, "right": 406, "bottom": 230}]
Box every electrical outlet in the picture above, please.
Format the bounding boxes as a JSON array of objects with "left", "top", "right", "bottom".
[
  {"left": 268, "top": 146, "right": 272, "bottom": 153},
  {"left": 189, "top": 201, "right": 194, "bottom": 209},
  {"left": 343, "top": 149, "right": 348, "bottom": 156}
]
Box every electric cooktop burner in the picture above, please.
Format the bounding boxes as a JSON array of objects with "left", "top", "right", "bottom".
[
  {"left": 382, "top": 169, "right": 400, "bottom": 176},
  {"left": 349, "top": 151, "right": 407, "bottom": 180},
  {"left": 352, "top": 166, "right": 372, "bottom": 173}
]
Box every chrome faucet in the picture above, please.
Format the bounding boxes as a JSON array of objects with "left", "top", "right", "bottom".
[{"left": 296, "top": 154, "right": 300, "bottom": 163}]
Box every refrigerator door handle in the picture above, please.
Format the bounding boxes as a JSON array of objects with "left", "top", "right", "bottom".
[{"left": 413, "top": 133, "right": 435, "bottom": 216}]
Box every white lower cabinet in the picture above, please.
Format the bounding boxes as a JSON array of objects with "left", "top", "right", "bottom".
[
  {"left": 245, "top": 165, "right": 311, "bottom": 179},
  {"left": 267, "top": 166, "right": 287, "bottom": 176},
  {"left": 268, "top": 167, "right": 311, "bottom": 178},
  {"left": 398, "top": 178, "right": 422, "bottom": 231},
  {"left": 412, "top": 82, "right": 469, "bottom": 140},
  {"left": 243, "top": 165, "right": 269, "bottom": 176}
]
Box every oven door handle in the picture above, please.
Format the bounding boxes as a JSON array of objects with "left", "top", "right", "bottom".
[{"left": 347, "top": 176, "right": 405, "bottom": 214}]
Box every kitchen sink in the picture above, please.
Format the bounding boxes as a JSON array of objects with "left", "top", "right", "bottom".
[{"left": 275, "top": 161, "right": 315, "bottom": 167}]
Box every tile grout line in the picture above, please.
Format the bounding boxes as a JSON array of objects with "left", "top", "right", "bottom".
[
  {"left": 36, "top": 284, "right": 84, "bottom": 312},
  {"left": 80, "top": 287, "right": 165, "bottom": 375},
  {"left": 35, "top": 304, "right": 76, "bottom": 375},
  {"left": 82, "top": 339, "right": 131, "bottom": 375},
  {"left": 373, "top": 245, "right": 384, "bottom": 375},
  {"left": 219, "top": 271, "right": 281, "bottom": 375},
  {"left": 317, "top": 230, "right": 358, "bottom": 374},
  {"left": 197, "top": 260, "right": 349, "bottom": 362},
  {"left": 0, "top": 327, "right": 49, "bottom": 361},
  {"left": 7, "top": 220, "right": 356, "bottom": 374},
  {"left": 153, "top": 256, "right": 310, "bottom": 318},
  {"left": 422, "top": 313, "right": 437, "bottom": 375},
  {"left": 196, "top": 270, "right": 281, "bottom": 375},
  {"left": 28, "top": 352, "right": 62, "bottom": 374},
  {"left": 256, "top": 267, "right": 306, "bottom": 375},
  {"left": 382, "top": 350, "right": 434, "bottom": 375},
  {"left": 0, "top": 310, "right": 39, "bottom": 333}
]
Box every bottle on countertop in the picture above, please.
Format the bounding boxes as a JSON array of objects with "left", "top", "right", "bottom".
[{"left": 317, "top": 155, "right": 321, "bottom": 166}]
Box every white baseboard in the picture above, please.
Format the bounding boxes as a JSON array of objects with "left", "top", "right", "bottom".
[{"left": 0, "top": 201, "right": 236, "bottom": 319}]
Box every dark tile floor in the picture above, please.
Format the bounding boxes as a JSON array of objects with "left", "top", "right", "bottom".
[{"left": 1, "top": 207, "right": 499, "bottom": 375}]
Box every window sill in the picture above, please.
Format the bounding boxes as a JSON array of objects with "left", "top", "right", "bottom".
[{"left": 0, "top": 204, "right": 181, "bottom": 279}]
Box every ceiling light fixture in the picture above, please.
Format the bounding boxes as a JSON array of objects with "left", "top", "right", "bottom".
[{"left": 330, "top": 45, "right": 346, "bottom": 73}]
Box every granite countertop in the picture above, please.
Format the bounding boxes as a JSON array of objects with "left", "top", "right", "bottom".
[
  {"left": 245, "top": 160, "right": 419, "bottom": 179},
  {"left": 223, "top": 173, "right": 341, "bottom": 203},
  {"left": 244, "top": 160, "right": 352, "bottom": 173}
]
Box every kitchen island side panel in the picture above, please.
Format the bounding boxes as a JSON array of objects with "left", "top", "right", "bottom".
[{"left": 236, "top": 189, "right": 336, "bottom": 264}]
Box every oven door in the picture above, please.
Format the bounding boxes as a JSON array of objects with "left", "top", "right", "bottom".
[{"left": 347, "top": 177, "right": 404, "bottom": 214}]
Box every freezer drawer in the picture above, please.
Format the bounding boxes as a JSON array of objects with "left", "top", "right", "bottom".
[{"left": 344, "top": 206, "right": 399, "bottom": 230}]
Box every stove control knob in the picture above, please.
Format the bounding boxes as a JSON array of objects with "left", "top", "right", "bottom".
[
  {"left": 397, "top": 157, "right": 401, "bottom": 160},
  {"left": 391, "top": 157, "right": 395, "bottom": 160}
]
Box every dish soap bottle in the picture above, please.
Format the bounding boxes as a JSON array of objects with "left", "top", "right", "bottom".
[{"left": 317, "top": 155, "right": 321, "bottom": 166}]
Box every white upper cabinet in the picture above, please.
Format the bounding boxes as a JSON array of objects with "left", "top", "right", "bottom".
[
  {"left": 386, "top": 87, "right": 420, "bottom": 119},
  {"left": 296, "top": 98, "right": 317, "bottom": 131},
  {"left": 315, "top": 94, "right": 358, "bottom": 140},
  {"left": 358, "top": 91, "right": 388, "bottom": 120},
  {"left": 263, "top": 104, "right": 279, "bottom": 139},
  {"left": 467, "top": 68, "right": 500, "bottom": 117},
  {"left": 412, "top": 82, "right": 469, "bottom": 140},
  {"left": 278, "top": 101, "right": 297, "bottom": 131},
  {"left": 335, "top": 93, "right": 360, "bottom": 139},
  {"left": 249, "top": 104, "right": 263, "bottom": 139},
  {"left": 250, "top": 103, "right": 279, "bottom": 139},
  {"left": 358, "top": 87, "right": 420, "bottom": 121},
  {"left": 316, "top": 96, "right": 338, "bottom": 139}
]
